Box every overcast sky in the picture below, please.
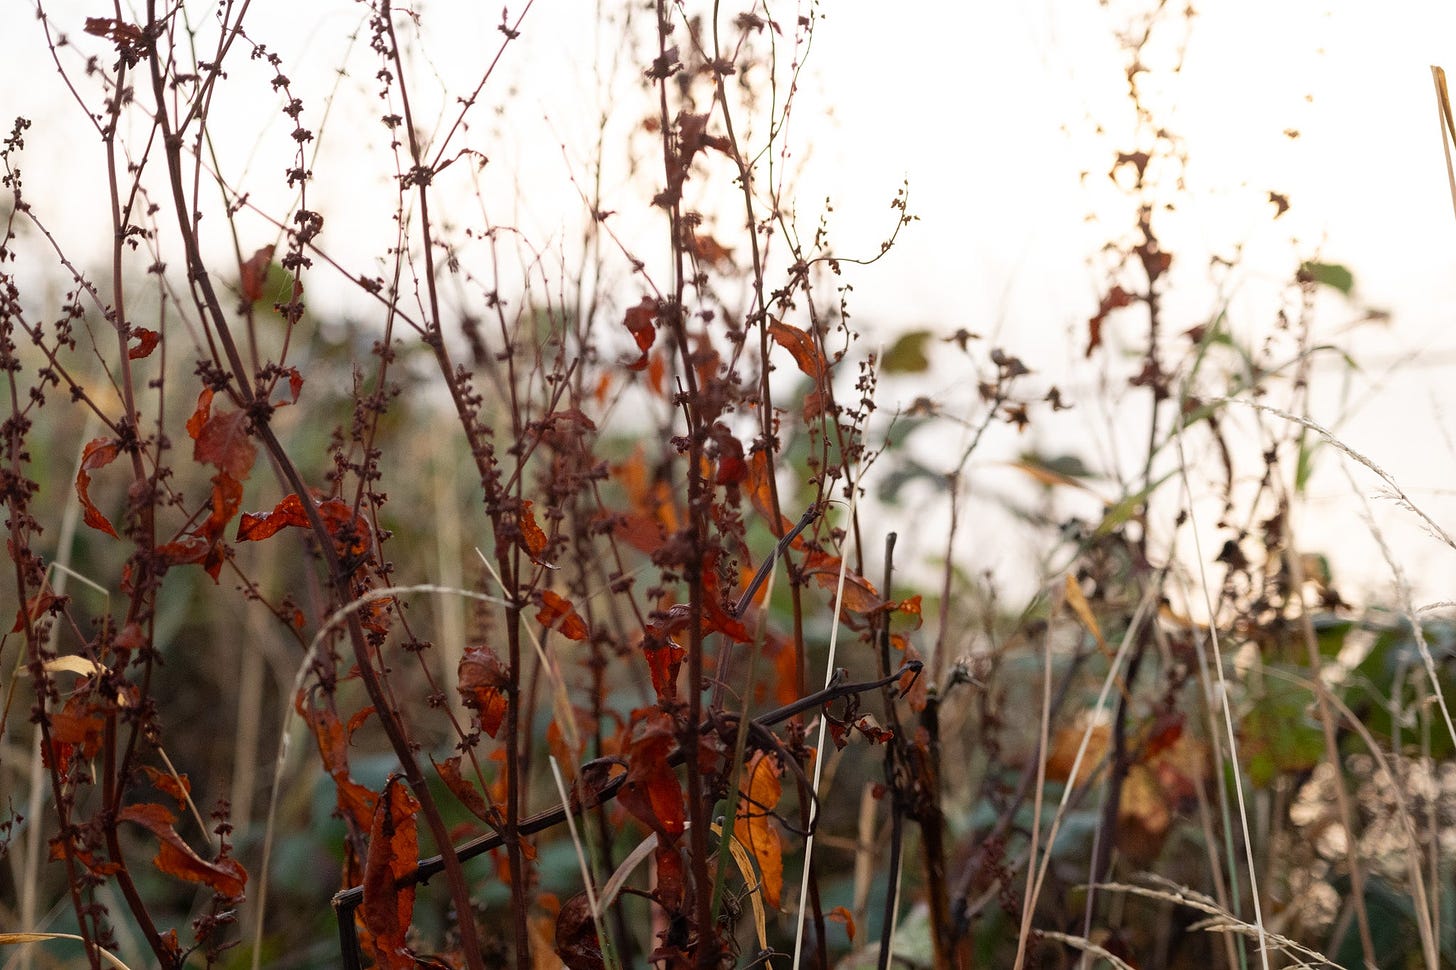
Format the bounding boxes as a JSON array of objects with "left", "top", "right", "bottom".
[{"left": 8, "top": 0, "right": 1456, "bottom": 608}]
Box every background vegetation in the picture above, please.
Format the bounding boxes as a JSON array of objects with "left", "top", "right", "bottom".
[{"left": 2, "top": 2, "right": 1454, "bottom": 970}]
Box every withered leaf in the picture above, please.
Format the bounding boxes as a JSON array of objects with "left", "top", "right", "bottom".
[
  {"left": 240, "top": 245, "right": 275, "bottom": 303},
  {"left": 536, "top": 589, "right": 588, "bottom": 641},
  {"left": 361, "top": 777, "right": 419, "bottom": 970},
  {"left": 621, "top": 297, "right": 657, "bottom": 370},
  {"left": 432, "top": 754, "right": 496, "bottom": 823},
  {"left": 767, "top": 320, "right": 826, "bottom": 380},
  {"left": 1087, "top": 286, "right": 1134, "bottom": 358},
  {"left": 737, "top": 751, "right": 784, "bottom": 907},
  {"left": 75, "top": 438, "right": 122, "bottom": 538},
  {"left": 127, "top": 328, "right": 159, "bottom": 360},
  {"left": 555, "top": 892, "right": 606, "bottom": 970},
  {"left": 118, "top": 802, "right": 247, "bottom": 898},
  {"left": 458, "top": 644, "right": 510, "bottom": 738},
  {"left": 618, "top": 711, "right": 685, "bottom": 841}
]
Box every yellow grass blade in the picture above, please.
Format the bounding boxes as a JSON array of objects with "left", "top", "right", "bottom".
[
  {"left": 0, "top": 933, "right": 135, "bottom": 970},
  {"left": 1431, "top": 67, "right": 1456, "bottom": 223}
]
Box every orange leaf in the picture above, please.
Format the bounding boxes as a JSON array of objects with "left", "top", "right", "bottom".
[
  {"left": 899, "top": 644, "right": 928, "bottom": 713},
  {"left": 83, "top": 17, "right": 143, "bottom": 45},
  {"left": 536, "top": 589, "right": 588, "bottom": 641},
  {"left": 519, "top": 500, "right": 550, "bottom": 561},
  {"left": 296, "top": 693, "right": 377, "bottom": 830},
  {"left": 689, "top": 232, "right": 733, "bottom": 266},
  {"left": 345, "top": 705, "right": 376, "bottom": 739},
  {"left": 186, "top": 388, "right": 214, "bottom": 440},
  {"left": 646, "top": 348, "right": 667, "bottom": 394},
  {"left": 745, "top": 450, "right": 793, "bottom": 537},
  {"left": 118, "top": 802, "right": 247, "bottom": 897},
  {"left": 737, "top": 752, "right": 784, "bottom": 907},
  {"left": 271, "top": 365, "right": 304, "bottom": 406},
  {"left": 803, "top": 385, "right": 827, "bottom": 421},
  {"left": 1046, "top": 722, "right": 1110, "bottom": 787},
  {"left": 458, "top": 645, "right": 510, "bottom": 738},
  {"left": 763, "top": 631, "right": 800, "bottom": 708},
  {"left": 12, "top": 588, "right": 64, "bottom": 632},
  {"left": 140, "top": 764, "right": 191, "bottom": 807},
  {"left": 654, "top": 841, "right": 687, "bottom": 913},
  {"left": 803, "top": 551, "right": 883, "bottom": 616},
  {"left": 710, "top": 423, "right": 747, "bottom": 485},
  {"left": 361, "top": 777, "right": 419, "bottom": 970},
  {"left": 827, "top": 906, "right": 857, "bottom": 942},
  {"left": 240, "top": 245, "right": 275, "bottom": 303},
  {"left": 895, "top": 595, "right": 924, "bottom": 631},
  {"left": 618, "top": 711, "right": 685, "bottom": 841},
  {"left": 127, "top": 328, "right": 159, "bottom": 360},
  {"left": 202, "top": 473, "right": 243, "bottom": 539},
  {"left": 192, "top": 405, "right": 256, "bottom": 482},
  {"left": 768, "top": 320, "right": 826, "bottom": 380},
  {"left": 432, "top": 754, "right": 496, "bottom": 824},
  {"left": 237, "top": 493, "right": 373, "bottom": 560},
  {"left": 1087, "top": 285, "right": 1134, "bottom": 358},
  {"left": 621, "top": 297, "right": 657, "bottom": 370},
  {"left": 76, "top": 437, "right": 121, "bottom": 538},
  {"left": 316, "top": 497, "right": 374, "bottom": 558},
  {"left": 237, "top": 493, "right": 310, "bottom": 541},
  {"left": 642, "top": 635, "right": 684, "bottom": 702},
  {"left": 46, "top": 701, "right": 104, "bottom": 772}
]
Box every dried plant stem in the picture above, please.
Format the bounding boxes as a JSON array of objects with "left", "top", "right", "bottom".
[
  {"left": 1283, "top": 537, "right": 1376, "bottom": 970},
  {"left": 1009, "top": 602, "right": 1055, "bottom": 970},
  {"left": 1174, "top": 402, "right": 1271, "bottom": 970},
  {"left": 792, "top": 484, "right": 860, "bottom": 970},
  {"left": 549, "top": 755, "right": 621, "bottom": 970},
  {"left": 1221, "top": 396, "right": 1456, "bottom": 753}
]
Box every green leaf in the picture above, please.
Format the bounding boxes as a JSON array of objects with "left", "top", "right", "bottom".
[
  {"left": 1299, "top": 261, "right": 1355, "bottom": 296},
  {"left": 1330, "top": 876, "right": 1418, "bottom": 970},
  {"left": 1242, "top": 668, "right": 1324, "bottom": 786},
  {"left": 882, "top": 329, "right": 933, "bottom": 374},
  {"left": 1344, "top": 619, "right": 1456, "bottom": 758},
  {"left": 1019, "top": 451, "right": 1094, "bottom": 480},
  {"left": 1313, "top": 615, "right": 1354, "bottom": 660},
  {"left": 1092, "top": 470, "right": 1176, "bottom": 537},
  {"left": 877, "top": 458, "right": 948, "bottom": 503}
]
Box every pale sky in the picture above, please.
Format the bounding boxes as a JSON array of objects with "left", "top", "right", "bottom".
[{"left": 7, "top": 0, "right": 1456, "bottom": 609}]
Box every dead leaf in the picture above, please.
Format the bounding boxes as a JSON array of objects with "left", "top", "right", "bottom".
[
  {"left": 737, "top": 752, "right": 784, "bottom": 907},
  {"left": 118, "top": 802, "right": 247, "bottom": 897},
  {"left": 75, "top": 438, "right": 122, "bottom": 538},
  {"left": 360, "top": 777, "right": 419, "bottom": 970}
]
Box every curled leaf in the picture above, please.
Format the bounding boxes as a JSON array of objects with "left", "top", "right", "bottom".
[
  {"left": 802, "top": 551, "right": 883, "bottom": 617},
  {"left": 76, "top": 438, "right": 122, "bottom": 538},
  {"left": 458, "top": 645, "right": 510, "bottom": 738},
  {"left": 1086, "top": 286, "right": 1134, "bottom": 358},
  {"left": 127, "top": 328, "right": 159, "bottom": 360},
  {"left": 618, "top": 711, "right": 685, "bottom": 842},
  {"left": 518, "top": 500, "right": 551, "bottom": 562},
  {"left": 767, "top": 320, "right": 826, "bottom": 380},
  {"left": 554, "top": 892, "right": 606, "bottom": 970},
  {"left": 641, "top": 635, "right": 685, "bottom": 702},
  {"left": 621, "top": 297, "right": 657, "bottom": 370},
  {"left": 361, "top": 777, "right": 419, "bottom": 970},
  {"left": 12, "top": 589, "right": 64, "bottom": 633},
  {"left": 738, "top": 752, "right": 784, "bottom": 907}
]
